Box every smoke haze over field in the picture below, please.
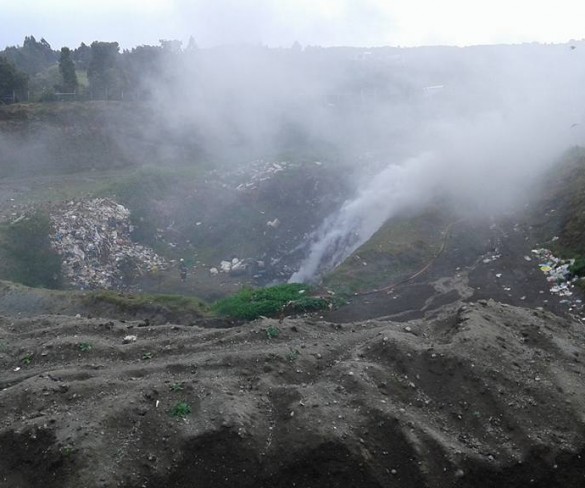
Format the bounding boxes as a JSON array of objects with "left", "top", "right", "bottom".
[
  {"left": 1, "top": 35, "right": 585, "bottom": 283},
  {"left": 131, "top": 43, "right": 585, "bottom": 281}
]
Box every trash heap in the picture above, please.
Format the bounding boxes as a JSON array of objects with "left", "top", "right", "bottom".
[
  {"left": 50, "top": 198, "right": 167, "bottom": 289},
  {"left": 532, "top": 248, "right": 576, "bottom": 297}
]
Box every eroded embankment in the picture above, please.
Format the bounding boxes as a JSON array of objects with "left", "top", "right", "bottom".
[{"left": 1, "top": 300, "right": 585, "bottom": 487}]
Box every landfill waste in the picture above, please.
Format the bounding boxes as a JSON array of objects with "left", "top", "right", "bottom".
[
  {"left": 531, "top": 248, "right": 584, "bottom": 317},
  {"left": 230, "top": 160, "right": 293, "bottom": 192},
  {"left": 532, "top": 248, "right": 575, "bottom": 297},
  {"left": 212, "top": 257, "right": 251, "bottom": 277},
  {"left": 49, "top": 198, "right": 167, "bottom": 289}
]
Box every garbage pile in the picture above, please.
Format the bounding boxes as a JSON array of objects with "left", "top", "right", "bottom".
[
  {"left": 532, "top": 248, "right": 576, "bottom": 297},
  {"left": 50, "top": 198, "right": 167, "bottom": 289}
]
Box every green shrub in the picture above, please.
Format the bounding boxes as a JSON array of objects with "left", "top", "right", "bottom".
[
  {"left": 0, "top": 212, "right": 63, "bottom": 288},
  {"left": 171, "top": 402, "right": 192, "bottom": 418},
  {"left": 212, "top": 283, "right": 329, "bottom": 320},
  {"left": 570, "top": 256, "right": 585, "bottom": 277}
]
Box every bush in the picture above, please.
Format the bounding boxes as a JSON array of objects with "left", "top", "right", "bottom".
[
  {"left": 570, "top": 256, "right": 585, "bottom": 277},
  {"left": 212, "top": 283, "right": 329, "bottom": 320},
  {"left": 0, "top": 212, "right": 63, "bottom": 288}
]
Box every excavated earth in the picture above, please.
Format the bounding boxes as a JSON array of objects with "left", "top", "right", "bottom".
[{"left": 1, "top": 299, "right": 585, "bottom": 487}]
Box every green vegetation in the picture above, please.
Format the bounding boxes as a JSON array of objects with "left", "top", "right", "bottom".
[
  {"left": 531, "top": 148, "right": 585, "bottom": 277},
  {"left": 570, "top": 257, "right": 585, "bottom": 277},
  {"left": 171, "top": 402, "right": 192, "bottom": 418},
  {"left": 213, "top": 283, "right": 329, "bottom": 320},
  {"left": 170, "top": 383, "right": 184, "bottom": 392},
  {"left": 287, "top": 348, "right": 300, "bottom": 362},
  {"left": 58, "top": 47, "right": 78, "bottom": 93},
  {"left": 85, "top": 290, "right": 209, "bottom": 317},
  {"left": 97, "top": 166, "right": 195, "bottom": 252},
  {"left": 61, "top": 445, "right": 74, "bottom": 457},
  {"left": 21, "top": 353, "right": 33, "bottom": 365},
  {"left": 0, "top": 212, "right": 63, "bottom": 289},
  {"left": 266, "top": 325, "right": 281, "bottom": 339},
  {"left": 79, "top": 342, "right": 92, "bottom": 352},
  {"left": 324, "top": 210, "right": 448, "bottom": 294},
  {"left": 142, "top": 352, "right": 153, "bottom": 360}
]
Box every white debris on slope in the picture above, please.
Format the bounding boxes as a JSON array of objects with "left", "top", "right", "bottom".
[
  {"left": 50, "top": 198, "right": 167, "bottom": 289},
  {"left": 532, "top": 248, "right": 576, "bottom": 297},
  {"left": 230, "top": 160, "right": 293, "bottom": 192}
]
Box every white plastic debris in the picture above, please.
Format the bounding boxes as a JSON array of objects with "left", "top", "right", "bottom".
[{"left": 49, "top": 198, "right": 167, "bottom": 289}]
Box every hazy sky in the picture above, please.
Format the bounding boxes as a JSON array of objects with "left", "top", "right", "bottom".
[{"left": 1, "top": 0, "right": 584, "bottom": 50}]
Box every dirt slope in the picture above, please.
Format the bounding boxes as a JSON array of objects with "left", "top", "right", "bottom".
[{"left": 1, "top": 300, "right": 584, "bottom": 487}]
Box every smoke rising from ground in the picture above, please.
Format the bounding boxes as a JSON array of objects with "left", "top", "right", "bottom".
[{"left": 138, "top": 42, "right": 585, "bottom": 282}]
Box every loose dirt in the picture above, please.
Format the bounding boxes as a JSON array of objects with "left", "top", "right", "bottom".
[{"left": 1, "top": 299, "right": 585, "bottom": 487}]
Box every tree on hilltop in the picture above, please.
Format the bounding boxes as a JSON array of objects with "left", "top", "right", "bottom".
[{"left": 58, "top": 47, "right": 78, "bottom": 93}]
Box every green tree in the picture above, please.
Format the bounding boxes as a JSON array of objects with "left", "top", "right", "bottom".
[
  {"left": 0, "top": 56, "right": 28, "bottom": 101},
  {"left": 87, "top": 41, "right": 123, "bottom": 99},
  {"left": 2, "top": 36, "right": 57, "bottom": 75},
  {"left": 58, "top": 47, "right": 78, "bottom": 93}
]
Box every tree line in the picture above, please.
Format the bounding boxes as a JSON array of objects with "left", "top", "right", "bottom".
[{"left": 0, "top": 35, "right": 193, "bottom": 103}]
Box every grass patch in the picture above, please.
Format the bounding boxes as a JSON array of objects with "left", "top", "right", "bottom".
[
  {"left": 212, "top": 283, "right": 329, "bottom": 320},
  {"left": 0, "top": 211, "right": 63, "bottom": 289},
  {"left": 96, "top": 166, "right": 204, "bottom": 254},
  {"left": 266, "top": 325, "right": 281, "bottom": 339},
  {"left": 85, "top": 290, "right": 209, "bottom": 318},
  {"left": 171, "top": 402, "right": 192, "bottom": 418},
  {"left": 324, "top": 210, "right": 448, "bottom": 294}
]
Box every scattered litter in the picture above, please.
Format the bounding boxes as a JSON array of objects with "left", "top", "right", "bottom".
[
  {"left": 482, "top": 253, "right": 501, "bottom": 264},
  {"left": 532, "top": 248, "right": 582, "bottom": 308},
  {"left": 123, "top": 335, "right": 137, "bottom": 344},
  {"left": 229, "top": 160, "right": 294, "bottom": 192},
  {"left": 212, "top": 257, "right": 251, "bottom": 276}
]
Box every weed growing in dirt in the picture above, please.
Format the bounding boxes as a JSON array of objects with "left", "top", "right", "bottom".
[
  {"left": 142, "top": 352, "right": 153, "bottom": 360},
  {"left": 287, "top": 348, "right": 300, "bottom": 362},
  {"left": 0, "top": 341, "right": 7, "bottom": 352},
  {"left": 79, "top": 342, "right": 92, "bottom": 352},
  {"left": 21, "top": 353, "right": 33, "bottom": 365},
  {"left": 213, "top": 283, "right": 329, "bottom": 320},
  {"left": 170, "top": 383, "right": 184, "bottom": 392},
  {"left": 171, "top": 402, "right": 192, "bottom": 418},
  {"left": 61, "top": 446, "right": 74, "bottom": 457},
  {"left": 266, "top": 325, "right": 280, "bottom": 339}
]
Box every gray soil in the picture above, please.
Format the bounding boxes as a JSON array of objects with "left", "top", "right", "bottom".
[{"left": 1, "top": 298, "right": 585, "bottom": 487}]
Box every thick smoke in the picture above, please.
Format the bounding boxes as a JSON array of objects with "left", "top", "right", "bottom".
[{"left": 141, "top": 42, "right": 585, "bottom": 282}]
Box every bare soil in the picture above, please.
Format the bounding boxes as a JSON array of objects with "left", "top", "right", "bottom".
[{"left": 1, "top": 297, "right": 585, "bottom": 487}]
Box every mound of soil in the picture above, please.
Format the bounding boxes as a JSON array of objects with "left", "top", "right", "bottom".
[{"left": 1, "top": 300, "right": 585, "bottom": 487}]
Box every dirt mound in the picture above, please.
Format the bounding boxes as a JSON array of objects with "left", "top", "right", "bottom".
[{"left": 1, "top": 300, "right": 584, "bottom": 487}]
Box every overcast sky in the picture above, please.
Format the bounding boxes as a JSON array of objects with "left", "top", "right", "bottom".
[{"left": 1, "top": 0, "right": 584, "bottom": 50}]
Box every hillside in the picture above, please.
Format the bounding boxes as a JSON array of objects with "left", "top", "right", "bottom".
[{"left": 1, "top": 102, "right": 585, "bottom": 487}]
